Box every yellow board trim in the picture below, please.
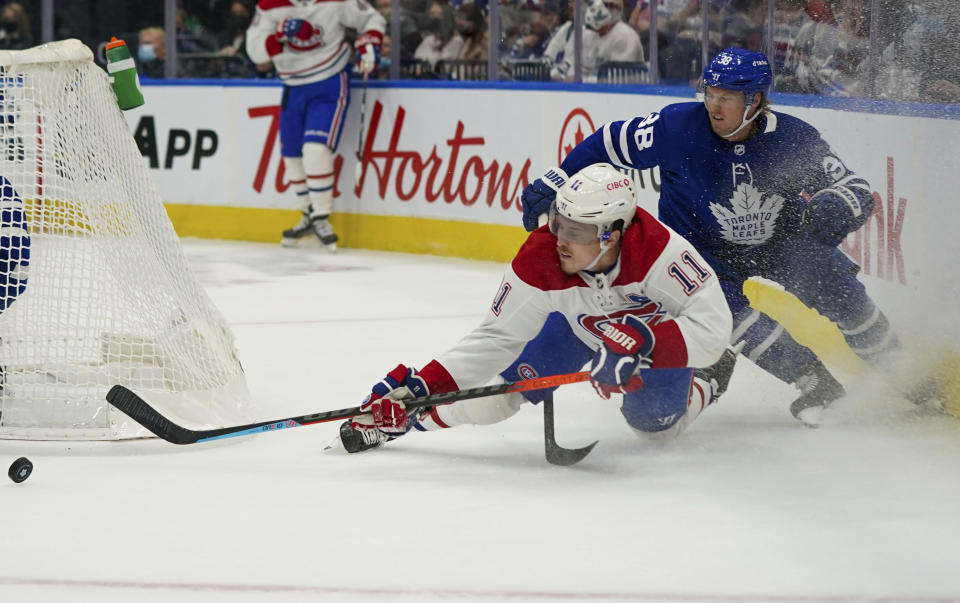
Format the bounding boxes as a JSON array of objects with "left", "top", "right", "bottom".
[{"left": 163, "top": 204, "right": 529, "bottom": 262}]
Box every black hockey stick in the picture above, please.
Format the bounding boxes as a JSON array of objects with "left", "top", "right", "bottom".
[
  {"left": 106, "top": 371, "right": 590, "bottom": 446},
  {"left": 543, "top": 394, "right": 598, "bottom": 466}
]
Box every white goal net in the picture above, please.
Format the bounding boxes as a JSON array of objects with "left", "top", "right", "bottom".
[{"left": 0, "top": 39, "right": 250, "bottom": 440}]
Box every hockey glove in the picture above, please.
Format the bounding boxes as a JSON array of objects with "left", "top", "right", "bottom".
[
  {"left": 588, "top": 315, "right": 654, "bottom": 400},
  {"left": 801, "top": 181, "right": 872, "bottom": 247},
  {"left": 351, "top": 363, "right": 430, "bottom": 436},
  {"left": 280, "top": 18, "right": 314, "bottom": 42},
  {"left": 354, "top": 32, "right": 382, "bottom": 76},
  {"left": 521, "top": 167, "right": 568, "bottom": 231}
]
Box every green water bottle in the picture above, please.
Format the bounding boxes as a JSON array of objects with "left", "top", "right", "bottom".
[{"left": 105, "top": 36, "right": 145, "bottom": 110}]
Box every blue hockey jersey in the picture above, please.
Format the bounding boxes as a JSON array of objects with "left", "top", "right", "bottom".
[{"left": 560, "top": 102, "right": 873, "bottom": 278}]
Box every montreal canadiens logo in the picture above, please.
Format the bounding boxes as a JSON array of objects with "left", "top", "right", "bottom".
[
  {"left": 517, "top": 364, "right": 539, "bottom": 380},
  {"left": 579, "top": 302, "right": 666, "bottom": 339},
  {"left": 558, "top": 108, "right": 596, "bottom": 166}
]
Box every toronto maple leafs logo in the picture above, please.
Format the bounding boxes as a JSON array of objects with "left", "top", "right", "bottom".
[{"left": 710, "top": 183, "right": 784, "bottom": 245}]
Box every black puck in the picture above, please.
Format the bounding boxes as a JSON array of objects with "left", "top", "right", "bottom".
[{"left": 8, "top": 457, "right": 33, "bottom": 483}]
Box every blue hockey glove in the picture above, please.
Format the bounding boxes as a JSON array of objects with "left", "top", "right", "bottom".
[
  {"left": 588, "top": 315, "right": 655, "bottom": 400},
  {"left": 352, "top": 364, "right": 430, "bottom": 435},
  {"left": 801, "top": 182, "right": 872, "bottom": 247},
  {"left": 521, "top": 166, "right": 568, "bottom": 231},
  {"left": 280, "top": 18, "right": 314, "bottom": 42}
]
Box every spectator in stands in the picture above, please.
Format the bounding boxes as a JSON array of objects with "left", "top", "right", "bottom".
[
  {"left": 137, "top": 26, "right": 167, "bottom": 79},
  {"left": 722, "top": 0, "right": 765, "bottom": 51},
  {"left": 507, "top": 19, "right": 552, "bottom": 59},
  {"left": 628, "top": 0, "right": 709, "bottom": 83},
  {"left": 414, "top": 0, "right": 464, "bottom": 68},
  {"left": 0, "top": 2, "right": 32, "bottom": 50},
  {"left": 217, "top": 0, "right": 253, "bottom": 56},
  {"left": 778, "top": 0, "right": 870, "bottom": 97},
  {"left": 546, "top": 0, "right": 643, "bottom": 82},
  {"left": 176, "top": 5, "right": 218, "bottom": 53},
  {"left": 456, "top": 2, "right": 488, "bottom": 61},
  {"left": 876, "top": 0, "right": 960, "bottom": 104},
  {"left": 771, "top": 0, "right": 808, "bottom": 76}
]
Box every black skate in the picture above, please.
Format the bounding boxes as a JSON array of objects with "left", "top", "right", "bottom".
[
  {"left": 790, "top": 360, "right": 845, "bottom": 426},
  {"left": 281, "top": 211, "right": 312, "bottom": 247},
  {"left": 338, "top": 420, "right": 393, "bottom": 453},
  {"left": 310, "top": 215, "right": 339, "bottom": 251},
  {"left": 694, "top": 344, "right": 740, "bottom": 404}
]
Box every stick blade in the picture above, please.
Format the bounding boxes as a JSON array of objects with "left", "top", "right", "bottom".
[
  {"left": 106, "top": 385, "right": 199, "bottom": 444},
  {"left": 545, "top": 439, "right": 598, "bottom": 466}
]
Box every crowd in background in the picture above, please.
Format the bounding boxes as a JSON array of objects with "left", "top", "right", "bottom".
[{"left": 1, "top": 0, "right": 958, "bottom": 104}]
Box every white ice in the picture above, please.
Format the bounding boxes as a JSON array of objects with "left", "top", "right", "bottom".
[{"left": 2, "top": 239, "right": 960, "bottom": 603}]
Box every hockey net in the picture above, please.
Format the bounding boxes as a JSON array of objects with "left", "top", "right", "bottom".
[{"left": 0, "top": 39, "right": 250, "bottom": 440}]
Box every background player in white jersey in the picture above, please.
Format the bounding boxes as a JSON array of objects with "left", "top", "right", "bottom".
[
  {"left": 338, "top": 163, "right": 737, "bottom": 453},
  {"left": 521, "top": 48, "right": 925, "bottom": 424},
  {"left": 246, "top": 0, "right": 385, "bottom": 251}
]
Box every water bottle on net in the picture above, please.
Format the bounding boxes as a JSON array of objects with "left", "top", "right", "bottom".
[{"left": 105, "top": 36, "right": 145, "bottom": 110}]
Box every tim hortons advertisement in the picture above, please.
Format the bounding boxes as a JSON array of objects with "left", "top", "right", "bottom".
[{"left": 126, "top": 84, "right": 958, "bottom": 293}]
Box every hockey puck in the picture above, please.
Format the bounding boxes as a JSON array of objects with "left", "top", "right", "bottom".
[{"left": 8, "top": 457, "right": 33, "bottom": 483}]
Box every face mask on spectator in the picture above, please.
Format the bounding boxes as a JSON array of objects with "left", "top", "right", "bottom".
[
  {"left": 138, "top": 44, "right": 157, "bottom": 62},
  {"left": 455, "top": 23, "right": 477, "bottom": 37},
  {"left": 424, "top": 16, "right": 444, "bottom": 33},
  {"left": 227, "top": 14, "right": 248, "bottom": 34}
]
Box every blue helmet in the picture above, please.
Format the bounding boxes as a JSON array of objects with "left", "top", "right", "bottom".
[{"left": 702, "top": 47, "right": 772, "bottom": 97}]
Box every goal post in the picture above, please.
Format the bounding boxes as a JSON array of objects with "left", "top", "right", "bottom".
[{"left": 0, "top": 39, "right": 251, "bottom": 440}]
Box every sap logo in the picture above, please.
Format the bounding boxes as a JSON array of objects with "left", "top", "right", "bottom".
[
  {"left": 605, "top": 178, "right": 630, "bottom": 191},
  {"left": 133, "top": 116, "right": 218, "bottom": 170}
]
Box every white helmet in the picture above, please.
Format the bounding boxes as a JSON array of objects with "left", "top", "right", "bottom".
[{"left": 550, "top": 163, "right": 636, "bottom": 244}]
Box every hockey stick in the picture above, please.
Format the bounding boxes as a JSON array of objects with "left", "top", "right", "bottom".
[
  {"left": 106, "top": 371, "right": 590, "bottom": 446},
  {"left": 543, "top": 394, "right": 597, "bottom": 466},
  {"left": 353, "top": 71, "right": 368, "bottom": 183}
]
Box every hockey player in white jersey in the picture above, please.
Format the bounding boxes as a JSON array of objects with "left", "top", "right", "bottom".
[
  {"left": 338, "top": 163, "right": 737, "bottom": 453},
  {"left": 246, "top": 0, "right": 385, "bottom": 251}
]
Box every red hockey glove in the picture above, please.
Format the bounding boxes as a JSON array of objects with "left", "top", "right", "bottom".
[
  {"left": 352, "top": 364, "right": 430, "bottom": 435},
  {"left": 354, "top": 31, "right": 382, "bottom": 76},
  {"left": 588, "top": 315, "right": 654, "bottom": 399}
]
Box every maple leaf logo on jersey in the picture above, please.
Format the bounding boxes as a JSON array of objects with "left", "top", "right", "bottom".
[{"left": 709, "top": 182, "right": 784, "bottom": 245}]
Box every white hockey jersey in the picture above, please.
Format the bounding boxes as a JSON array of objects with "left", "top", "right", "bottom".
[
  {"left": 246, "top": 0, "right": 386, "bottom": 86},
  {"left": 418, "top": 207, "right": 733, "bottom": 392}
]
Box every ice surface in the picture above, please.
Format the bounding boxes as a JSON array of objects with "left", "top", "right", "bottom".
[{"left": 2, "top": 239, "right": 959, "bottom": 603}]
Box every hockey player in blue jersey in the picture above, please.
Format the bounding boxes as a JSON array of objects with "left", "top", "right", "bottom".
[{"left": 521, "top": 47, "right": 900, "bottom": 424}]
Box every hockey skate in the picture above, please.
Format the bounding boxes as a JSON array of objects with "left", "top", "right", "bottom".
[
  {"left": 790, "top": 360, "right": 845, "bottom": 426},
  {"left": 337, "top": 420, "right": 393, "bottom": 453},
  {"left": 281, "top": 211, "right": 312, "bottom": 247},
  {"left": 694, "top": 344, "right": 740, "bottom": 404},
  {"left": 310, "top": 215, "right": 339, "bottom": 252}
]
